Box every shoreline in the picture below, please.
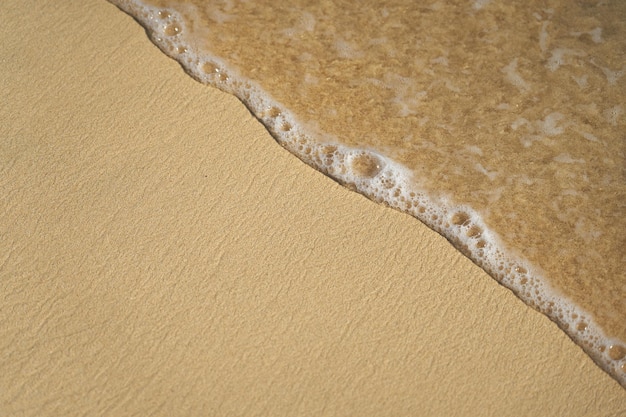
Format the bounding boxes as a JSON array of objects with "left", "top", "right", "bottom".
[
  {"left": 111, "top": 0, "right": 625, "bottom": 387},
  {"left": 0, "top": 0, "right": 624, "bottom": 415}
]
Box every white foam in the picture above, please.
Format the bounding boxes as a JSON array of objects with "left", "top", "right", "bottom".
[
  {"left": 108, "top": 0, "right": 626, "bottom": 387},
  {"left": 603, "top": 105, "right": 623, "bottom": 126},
  {"left": 571, "top": 27, "right": 603, "bottom": 44},
  {"left": 572, "top": 74, "right": 588, "bottom": 89},
  {"left": 511, "top": 113, "right": 568, "bottom": 148},
  {"left": 538, "top": 112, "right": 566, "bottom": 136},
  {"left": 546, "top": 48, "right": 584, "bottom": 72},
  {"left": 591, "top": 61, "right": 625, "bottom": 86},
  {"left": 472, "top": 0, "right": 491, "bottom": 11},
  {"left": 554, "top": 153, "right": 585, "bottom": 164},
  {"left": 474, "top": 163, "right": 498, "bottom": 180},
  {"left": 578, "top": 131, "right": 599, "bottom": 143},
  {"left": 334, "top": 36, "right": 364, "bottom": 60},
  {"left": 502, "top": 58, "right": 530, "bottom": 92}
]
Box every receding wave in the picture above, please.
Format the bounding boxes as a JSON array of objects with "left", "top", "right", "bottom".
[{"left": 107, "top": 0, "right": 626, "bottom": 387}]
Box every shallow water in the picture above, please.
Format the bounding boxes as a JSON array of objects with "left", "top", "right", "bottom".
[{"left": 107, "top": 0, "right": 626, "bottom": 387}]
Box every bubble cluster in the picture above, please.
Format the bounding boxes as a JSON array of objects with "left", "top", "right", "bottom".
[{"left": 109, "top": 0, "right": 626, "bottom": 388}]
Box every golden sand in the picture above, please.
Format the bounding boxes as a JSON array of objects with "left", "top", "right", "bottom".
[{"left": 2, "top": 1, "right": 626, "bottom": 414}]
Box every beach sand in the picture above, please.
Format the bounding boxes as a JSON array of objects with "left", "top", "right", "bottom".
[{"left": 1, "top": 0, "right": 624, "bottom": 415}]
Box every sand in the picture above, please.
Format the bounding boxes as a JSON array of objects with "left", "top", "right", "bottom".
[{"left": 0, "top": 0, "right": 624, "bottom": 416}]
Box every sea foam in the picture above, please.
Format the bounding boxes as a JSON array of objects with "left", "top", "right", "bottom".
[{"left": 108, "top": 0, "right": 626, "bottom": 387}]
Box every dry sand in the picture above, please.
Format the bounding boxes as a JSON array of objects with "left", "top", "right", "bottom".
[{"left": 1, "top": 0, "right": 624, "bottom": 415}]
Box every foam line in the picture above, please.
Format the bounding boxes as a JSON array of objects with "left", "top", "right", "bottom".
[{"left": 108, "top": 0, "right": 626, "bottom": 387}]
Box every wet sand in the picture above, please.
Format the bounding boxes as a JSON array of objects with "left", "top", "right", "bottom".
[
  {"left": 109, "top": 0, "right": 626, "bottom": 384},
  {"left": 0, "top": 0, "right": 624, "bottom": 415}
]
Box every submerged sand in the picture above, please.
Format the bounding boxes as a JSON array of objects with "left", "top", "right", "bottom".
[
  {"left": 1, "top": 0, "right": 625, "bottom": 415},
  {"left": 107, "top": 0, "right": 626, "bottom": 386}
]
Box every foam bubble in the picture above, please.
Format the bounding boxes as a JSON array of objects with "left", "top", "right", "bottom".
[{"left": 349, "top": 153, "right": 384, "bottom": 179}]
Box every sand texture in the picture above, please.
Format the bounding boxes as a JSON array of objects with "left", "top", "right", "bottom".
[{"left": 1, "top": 0, "right": 625, "bottom": 416}]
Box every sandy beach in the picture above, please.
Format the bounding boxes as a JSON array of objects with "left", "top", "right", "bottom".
[{"left": 1, "top": 0, "right": 624, "bottom": 415}]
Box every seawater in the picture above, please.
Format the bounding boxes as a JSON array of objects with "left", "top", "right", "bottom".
[{"left": 107, "top": 0, "right": 626, "bottom": 387}]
